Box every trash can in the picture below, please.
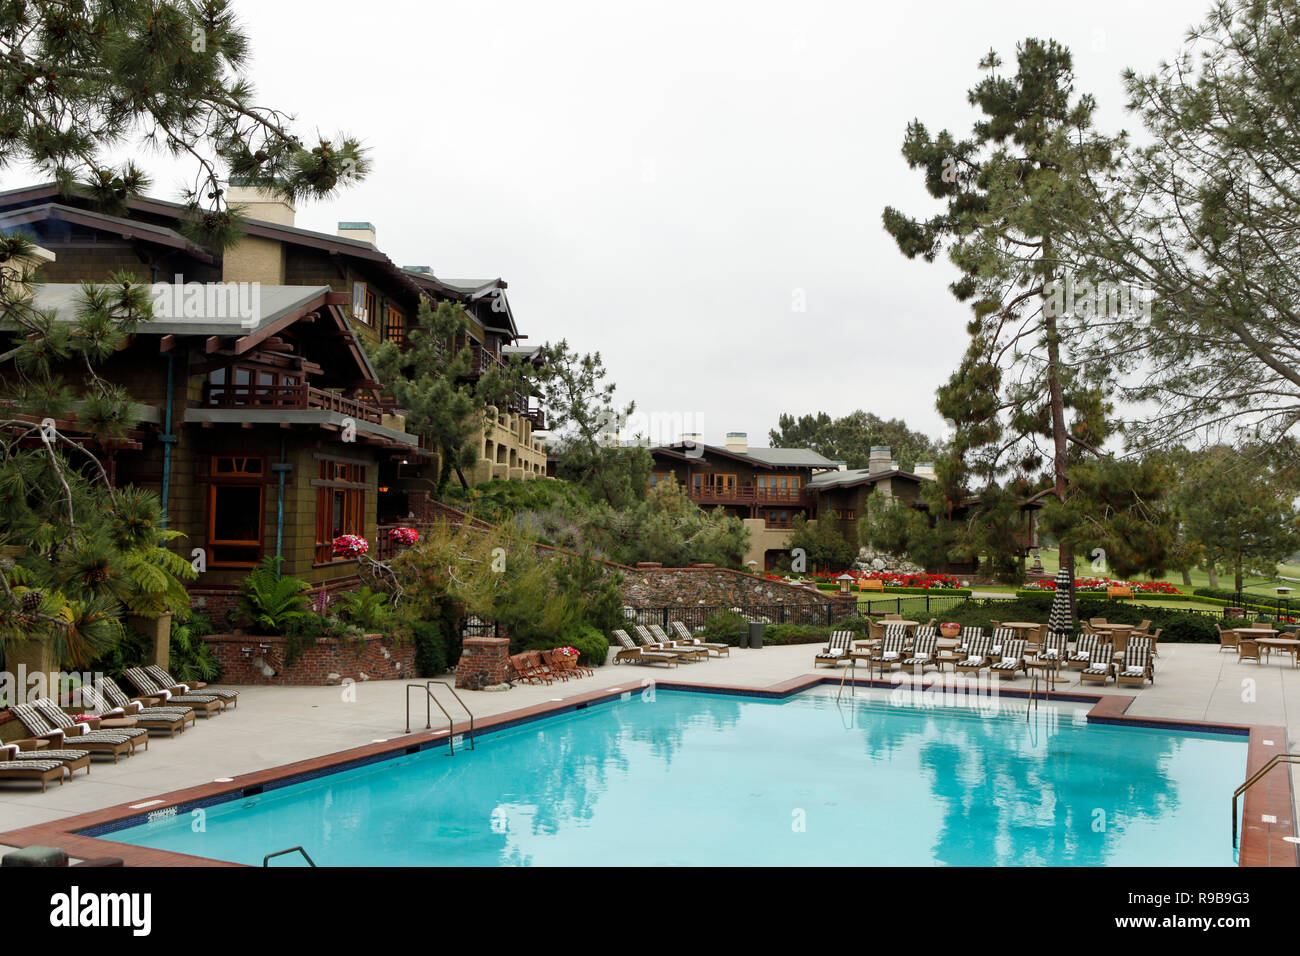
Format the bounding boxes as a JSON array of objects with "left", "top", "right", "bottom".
[{"left": 748, "top": 621, "right": 764, "bottom": 649}]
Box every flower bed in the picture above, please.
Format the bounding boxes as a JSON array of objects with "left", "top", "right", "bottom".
[
  {"left": 776, "top": 570, "right": 966, "bottom": 590},
  {"left": 1020, "top": 577, "right": 1182, "bottom": 595}
]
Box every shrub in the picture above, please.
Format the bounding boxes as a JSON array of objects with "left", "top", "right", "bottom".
[
  {"left": 234, "top": 557, "right": 311, "bottom": 635},
  {"left": 332, "top": 586, "right": 393, "bottom": 631},
  {"left": 169, "top": 612, "right": 221, "bottom": 683},
  {"left": 527, "top": 623, "right": 609, "bottom": 667},
  {"left": 762, "top": 623, "right": 832, "bottom": 645},
  {"left": 698, "top": 609, "right": 750, "bottom": 646},
  {"left": 408, "top": 620, "right": 454, "bottom": 677}
]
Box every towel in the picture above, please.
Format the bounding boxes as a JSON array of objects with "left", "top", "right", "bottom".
[
  {"left": 882, "top": 651, "right": 899, "bottom": 660},
  {"left": 1000, "top": 656, "right": 1017, "bottom": 666},
  {"left": 1075, "top": 651, "right": 1090, "bottom": 661},
  {"left": 828, "top": 648, "right": 844, "bottom": 657},
  {"left": 914, "top": 653, "right": 931, "bottom": 662},
  {"left": 991, "top": 645, "right": 1002, "bottom": 655},
  {"left": 1124, "top": 666, "right": 1144, "bottom": 676}
]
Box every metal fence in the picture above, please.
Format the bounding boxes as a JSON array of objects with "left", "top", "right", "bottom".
[
  {"left": 858, "top": 594, "right": 971, "bottom": 619},
  {"left": 623, "top": 602, "right": 858, "bottom": 631}
]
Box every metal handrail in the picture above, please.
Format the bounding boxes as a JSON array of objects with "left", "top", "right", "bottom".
[
  {"left": 264, "top": 846, "right": 316, "bottom": 867},
  {"left": 1232, "top": 752, "right": 1300, "bottom": 848},
  {"left": 406, "top": 682, "right": 456, "bottom": 749},
  {"left": 424, "top": 681, "right": 476, "bottom": 750}
]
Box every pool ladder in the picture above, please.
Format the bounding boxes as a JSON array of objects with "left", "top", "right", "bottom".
[
  {"left": 1231, "top": 752, "right": 1300, "bottom": 849},
  {"left": 264, "top": 846, "right": 316, "bottom": 867},
  {"left": 405, "top": 681, "right": 476, "bottom": 754}
]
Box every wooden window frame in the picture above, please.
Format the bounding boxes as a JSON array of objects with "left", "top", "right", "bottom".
[
  {"left": 315, "top": 458, "right": 367, "bottom": 563},
  {"left": 207, "top": 456, "right": 266, "bottom": 567}
]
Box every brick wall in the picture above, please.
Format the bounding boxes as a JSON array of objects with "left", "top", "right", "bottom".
[
  {"left": 454, "top": 637, "right": 510, "bottom": 689},
  {"left": 200, "top": 633, "right": 414, "bottom": 685}
]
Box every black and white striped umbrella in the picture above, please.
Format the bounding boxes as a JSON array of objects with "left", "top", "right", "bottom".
[{"left": 1048, "top": 567, "right": 1074, "bottom": 637}]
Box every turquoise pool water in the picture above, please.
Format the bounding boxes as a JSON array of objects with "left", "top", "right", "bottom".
[{"left": 103, "top": 686, "right": 1245, "bottom": 866}]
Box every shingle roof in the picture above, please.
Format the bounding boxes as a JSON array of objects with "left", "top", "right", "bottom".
[{"left": 807, "top": 467, "right": 926, "bottom": 489}]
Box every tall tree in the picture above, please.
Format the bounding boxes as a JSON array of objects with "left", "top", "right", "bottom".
[
  {"left": 882, "top": 38, "right": 1121, "bottom": 604},
  {"left": 768, "top": 410, "right": 940, "bottom": 471},
  {"left": 369, "top": 299, "right": 530, "bottom": 495},
  {"left": 536, "top": 340, "right": 650, "bottom": 509},
  {"left": 0, "top": 0, "right": 370, "bottom": 246},
  {"left": 1067, "top": 0, "right": 1300, "bottom": 453}
]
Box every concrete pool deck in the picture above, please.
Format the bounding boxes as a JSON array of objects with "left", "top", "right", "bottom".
[{"left": 0, "top": 640, "right": 1296, "bottom": 864}]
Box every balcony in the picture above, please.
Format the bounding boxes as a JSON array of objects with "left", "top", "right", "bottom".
[
  {"left": 688, "top": 485, "right": 813, "bottom": 508},
  {"left": 203, "top": 383, "right": 384, "bottom": 424}
]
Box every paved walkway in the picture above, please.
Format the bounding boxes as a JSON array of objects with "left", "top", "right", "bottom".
[{"left": 0, "top": 641, "right": 1295, "bottom": 838}]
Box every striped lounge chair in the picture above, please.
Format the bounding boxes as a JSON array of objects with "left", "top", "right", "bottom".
[
  {"left": 1, "top": 741, "right": 91, "bottom": 779},
  {"left": 1079, "top": 644, "right": 1116, "bottom": 685},
  {"left": 650, "top": 624, "right": 716, "bottom": 662},
  {"left": 989, "top": 628, "right": 1017, "bottom": 658},
  {"left": 668, "top": 621, "right": 730, "bottom": 657},
  {"left": 0, "top": 746, "right": 68, "bottom": 792},
  {"left": 85, "top": 679, "right": 197, "bottom": 737},
  {"left": 816, "top": 630, "right": 854, "bottom": 668},
  {"left": 634, "top": 624, "right": 708, "bottom": 662},
  {"left": 10, "top": 701, "right": 146, "bottom": 763},
  {"left": 871, "top": 626, "right": 909, "bottom": 673},
  {"left": 901, "top": 633, "right": 938, "bottom": 674},
  {"left": 143, "top": 665, "right": 239, "bottom": 708},
  {"left": 989, "top": 639, "right": 1027, "bottom": 679},
  {"left": 955, "top": 635, "right": 993, "bottom": 676},
  {"left": 1117, "top": 637, "right": 1154, "bottom": 686},
  {"left": 912, "top": 625, "right": 937, "bottom": 642},
  {"left": 1038, "top": 632, "right": 1069, "bottom": 663},
  {"left": 1067, "top": 634, "right": 1101, "bottom": 671},
  {"left": 612, "top": 629, "right": 678, "bottom": 667},
  {"left": 122, "top": 668, "right": 227, "bottom": 714}
]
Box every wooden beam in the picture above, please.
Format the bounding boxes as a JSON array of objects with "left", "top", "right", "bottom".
[
  {"left": 205, "top": 336, "right": 222, "bottom": 353},
  {"left": 159, "top": 334, "right": 177, "bottom": 353},
  {"left": 325, "top": 292, "right": 350, "bottom": 306}
]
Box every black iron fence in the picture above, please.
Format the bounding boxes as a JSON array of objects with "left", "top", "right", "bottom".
[{"left": 858, "top": 594, "right": 971, "bottom": 619}]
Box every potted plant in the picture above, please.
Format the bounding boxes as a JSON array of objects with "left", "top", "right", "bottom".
[{"left": 939, "top": 622, "right": 961, "bottom": 638}]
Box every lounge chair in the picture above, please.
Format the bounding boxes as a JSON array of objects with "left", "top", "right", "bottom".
[
  {"left": 539, "top": 648, "right": 575, "bottom": 681},
  {"left": 1, "top": 740, "right": 91, "bottom": 779},
  {"left": 816, "top": 630, "right": 854, "bottom": 668},
  {"left": 1037, "top": 632, "right": 1069, "bottom": 663},
  {"left": 988, "top": 639, "right": 1027, "bottom": 679},
  {"left": 958, "top": 626, "right": 984, "bottom": 650},
  {"left": 9, "top": 702, "right": 144, "bottom": 763},
  {"left": 955, "top": 635, "right": 993, "bottom": 675},
  {"left": 611, "top": 629, "right": 678, "bottom": 667},
  {"left": 143, "top": 665, "right": 239, "bottom": 708},
  {"left": 1117, "top": 637, "right": 1154, "bottom": 686},
  {"left": 1067, "top": 633, "right": 1101, "bottom": 670},
  {"left": 668, "top": 621, "right": 730, "bottom": 657},
  {"left": 0, "top": 745, "right": 68, "bottom": 792},
  {"left": 650, "top": 623, "right": 718, "bottom": 660},
  {"left": 122, "top": 668, "right": 228, "bottom": 713},
  {"left": 912, "top": 625, "right": 937, "bottom": 642},
  {"left": 901, "top": 633, "right": 938, "bottom": 674},
  {"left": 633, "top": 624, "right": 708, "bottom": 662},
  {"left": 1079, "top": 643, "right": 1116, "bottom": 685},
  {"left": 989, "top": 628, "right": 1017, "bottom": 658},
  {"left": 84, "top": 679, "right": 196, "bottom": 737},
  {"left": 1148, "top": 627, "right": 1163, "bottom": 657},
  {"left": 870, "top": 627, "right": 908, "bottom": 675}
]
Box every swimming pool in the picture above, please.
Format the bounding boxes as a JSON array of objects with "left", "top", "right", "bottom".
[{"left": 100, "top": 686, "right": 1245, "bottom": 866}]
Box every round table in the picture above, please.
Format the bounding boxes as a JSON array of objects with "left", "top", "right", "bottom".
[{"left": 1256, "top": 637, "right": 1299, "bottom": 667}]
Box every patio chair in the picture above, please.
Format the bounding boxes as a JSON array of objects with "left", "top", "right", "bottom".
[
  {"left": 988, "top": 639, "right": 1028, "bottom": 679},
  {"left": 1038, "top": 632, "right": 1069, "bottom": 663},
  {"left": 508, "top": 652, "right": 551, "bottom": 684},
  {"left": 1089, "top": 618, "right": 1109, "bottom": 628},
  {"left": 1, "top": 741, "right": 91, "bottom": 779},
  {"left": 867, "top": 618, "right": 886, "bottom": 641},
  {"left": 901, "top": 633, "right": 939, "bottom": 674},
  {"left": 1117, "top": 637, "right": 1154, "bottom": 686},
  {"left": 816, "top": 630, "right": 854, "bottom": 668},
  {"left": 668, "top": 621, "right": 731, "bottom": 657},
  {"left": 650, "top": 623, "right": 718, "bottom": 660},
  {"left": 0, "top": 747, "right": 68, "bottom": 792},
  {"left": 1217, "top": 627, "right": 1239, "bottom": 654},
  {"left": 1237, "top": 638, "right": 1261, "bottom": 665},
  {"left": 958, "top": 626, "right": 984, "bottom": 650},
  {"left": 1134, "top": 620, "right": 1153, "bottom": 635},
  {"left": 122, "top": 668, "right": 228, "bottom": 713},
  {"left": 955, "top": 635, "right": 993, "bottom": 675},
  {"left": 1079, "top": 644, "right": 1116, "bottom": 685},
  {"left": 83, "top": 680, "right": 196, "bottom": 737},
  {"left": 871, "top": 627, "right": 908, "bottom": 674},
  {"left": 989, "top": 628, "right": 1017, "bottom": 657},
  {"left": 1067, "top": 633, "right": 1102, "bottom": 670},
  {"left": 9, "top": 701, "right": 143, "bottom": 763},
  {"left": 143, "top": 665, "right": 239, "bottom": 708},
  {"left": 633, "top": 624, "right": 708, "bottom": 662},
  {"left": 883, "top": 613, "right": 903, "bottom": 621},
  {"left": 538, "top": 648, "right": 573, "bottom": 681},
  {"left": 1148, "top": 628, "right": 1163, "bottom": 657},
  {"left": 912, "top": 625, "right": 937, "bottom": 642},
  {"left": 611, "top": 629, "right": 678, "bottom": 667}
]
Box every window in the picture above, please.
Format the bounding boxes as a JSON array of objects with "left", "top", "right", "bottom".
[
  {"left": 208, "top": 456, "right": 265, "bottom": 566},
  {"left": 206, "top": 363, "right": 299, "bottom": 407},
  {"left": 765, "top": 509, "right": 792, "bottom": 529},
  {"left": 648, "top": 472, "right": 672, "bottom": 488},
  {"left": 706, "top": 474, "right": 736, "bottom": 493},
  {"left": 352, "top": 282, "right": 377, "bottom": 326},
  {"left": 384, "top": 305, "right": 406, "bottom": 345},
  {"left": 315, "top": 459, "right": 367, "bottom": 562}
]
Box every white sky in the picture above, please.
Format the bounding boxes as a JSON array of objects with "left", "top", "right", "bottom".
[{"left": 1, "top": 0, "right": 1208, "bottom": 449}]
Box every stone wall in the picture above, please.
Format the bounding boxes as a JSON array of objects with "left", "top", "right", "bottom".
[
  {"left": 454, "top": 637, "right": 510, "bottom": 689},
  {"left": 618, "top": 565, "right": 837, "bottom": 609},
  {"left": 200, "top": 633, "right": 413, "bottom": 686}
]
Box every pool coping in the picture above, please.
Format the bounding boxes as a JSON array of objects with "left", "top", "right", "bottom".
[{"left": 0, "top": 672, "right": 1293, "bottom": 867}]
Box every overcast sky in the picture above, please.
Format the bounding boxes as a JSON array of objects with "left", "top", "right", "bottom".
[{"left": 3, "top": 0, "right": 1208, "bottom": 450}]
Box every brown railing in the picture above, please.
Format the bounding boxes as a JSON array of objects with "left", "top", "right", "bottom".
[
  {"left": 204, "top": 384, "right": 384, "bottom": 424},
  {"left": 688, "top": 486, "right": 813, "bottom": 507}
]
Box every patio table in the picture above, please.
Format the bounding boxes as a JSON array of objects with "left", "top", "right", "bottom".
[{"left": 1254, "top": 636, "right": 1297, "bottom": 667}]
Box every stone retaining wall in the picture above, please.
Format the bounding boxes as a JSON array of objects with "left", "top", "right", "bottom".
[{"left": 200, "top": 633, "right": 414, "bottom": 685}]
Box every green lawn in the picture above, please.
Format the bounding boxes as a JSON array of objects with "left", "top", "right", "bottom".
[{"left": 1031, "top": 547, "right": 1293, "bottom": 599}]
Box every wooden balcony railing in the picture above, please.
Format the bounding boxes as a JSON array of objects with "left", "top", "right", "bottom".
[
  {"left": 687, "top": 486, "right": 813, "bottom": 507},
  {"left": 203, "top": 384, "right": 384, "bottom": 424}
]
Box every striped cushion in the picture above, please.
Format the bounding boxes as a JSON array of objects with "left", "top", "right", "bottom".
[
  {"left": 33, "top": 700, "right": 147, "bottom": 741},
  {"left": 1082, "top": 665, "right": 1110, "bottom": 675},
  {"left": 0, "top": 759, "right": 63, "bottom": 772},
  {"left": 12, "top": 749, "right": 90, "bottom": 762}
]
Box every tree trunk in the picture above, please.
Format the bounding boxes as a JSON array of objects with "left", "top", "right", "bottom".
[
  {"left": 1207, "top": 565, "right": 1220, "bottom": 589},
  {"left": 1041, "top": 244, "right": 1075, "bottom": 618},
  {"left": 1181, "top": 568, "right": 1192, "bottom": 586},
  {"left": 1235, "top": 556, "right": 1244, "bottom": 593}
]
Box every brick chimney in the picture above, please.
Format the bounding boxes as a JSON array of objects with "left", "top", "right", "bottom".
[
  {"left": 868, "top": 445, "right": 892, "bottom": 474},
  {"left": 227, "top": 181, "right": 296, "bottom": 226},
  {"left": 914, "top": 461, "right": 936, "bottom": 479},
  {"left": 338, "top": 221, "right": 377, "bottom": 247}
]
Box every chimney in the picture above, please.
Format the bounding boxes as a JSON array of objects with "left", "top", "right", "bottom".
[
  {"left": 725, "top": 431, "right": 749, "bottom": 454},
  {"left": 404, "top": 265, "right": 434, "bottom": 275},
  {"left": 338, "top": 221, "right": 377, "bottom": 247},
  {"left": 868, "top": 445, "right": 892, "bottom": 474},
  {"left": 227, "top": 181, "right": 296, "bottom": 226},
  {"left": 914, "top": 461, "right": 936, "bottom": 479}
]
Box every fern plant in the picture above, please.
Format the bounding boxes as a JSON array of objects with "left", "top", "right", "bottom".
[
  {"left": 169, "top": 613, "right": 221, "bottom": 683},
  {"left": 333, "top": 586, "right": 393, "bottom": 632},
  {"left": 234, "top": 556, "right": 312, "bottom": 635}
]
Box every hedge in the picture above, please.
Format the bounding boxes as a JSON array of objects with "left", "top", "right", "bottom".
[
  {"left": 1014, "top": 589, "right": 1193, "bottom": 603},
  {"left": 815, "top": 583, "right": 972, "bottom": 596}
]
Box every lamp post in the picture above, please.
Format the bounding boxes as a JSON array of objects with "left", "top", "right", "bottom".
[{"left": 837, "top": 573, "right": 854, "bottom": 595}]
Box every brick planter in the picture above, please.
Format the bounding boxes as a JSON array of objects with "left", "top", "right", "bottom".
[
  {"left": 455, "top": 636, "right": 510, "bottom": 690},
  {"left": 200, "top": 633, "right": 415, "bottom": 686}
]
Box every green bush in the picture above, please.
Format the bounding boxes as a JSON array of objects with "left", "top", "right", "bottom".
[
  {"left": 698, "top": 609, "right": 750, "bottom": 646},
  {"left": 408, "top": 620, "right": 455, "bottom": 677},
  {"left": 234, "top": 557, "right": 311, "bottom": 635},
  {"left": 332, "top": 586, "right": 393, "bottom": 631},
  {"left": 762, "top": 623, "right": 833, "bottom": 645},
  {"left": 169, "top": 612, "right": 221, "bottom": 683},
  {"left": 528, "top": 623, "right": 609, "bottom": 667},
  {"left": 936, "top": 596, "right": 1224, "bottom": 643}
]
